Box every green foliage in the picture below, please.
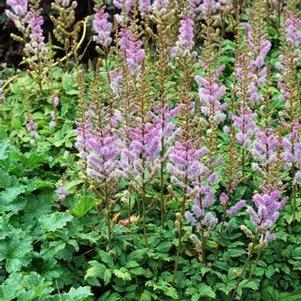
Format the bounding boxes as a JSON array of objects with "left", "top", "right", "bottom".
[{"left": 1, "top": 2, "right": 301, "bottom": 299}]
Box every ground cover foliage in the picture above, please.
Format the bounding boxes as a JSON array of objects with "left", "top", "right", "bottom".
[{"left": 0, "top": 0, "right": 301, "bottom": 300}]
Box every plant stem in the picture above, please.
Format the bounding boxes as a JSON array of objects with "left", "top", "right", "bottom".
[
  {"left": 160, "top": 147, "right": 166, "bottom": 227},
  {"left": 242, "top": 148, "right": 245, "bottom": 178},
  {"left": 173, "top": 192, "right": 187, "bottom": 281},
  {"left": 142, "top": 181, "right": 148, "bottom": 246},
  {"left": 230, "top": 250, "right": 253, "bottom": 300},
  {"left": 248, "top": 249, "right": 262, "bottom": 280},
  {"left": 201, "top": 226, "right": 207, "bottom": 264},
  {"left": 292, "top": 184, "right": 297, "bottom": 224},
  {"left": 104, "top": 186, "right": 112, "bottom": 249}
]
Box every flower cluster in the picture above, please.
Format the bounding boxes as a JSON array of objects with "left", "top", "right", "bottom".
[
  {"left": 109, "top": 71, "right": 123, "bottom": 96},
  {"left": 171, "top": 17, "right": 195, "bottom": 57},
  {"left": 56, "top": 186, "right": 68, "bottom": 201},
  {"left": 120, "top": 120, "right": 161, "bottom": 180},
  {"left": 167, "top": 141, "right": 207, "bottom": 189},
  {"left": 6, "top": 0, "right": 28, "bottom": 20},
  {"left": 138, "top": 0, "right": 151, "bottom": 14},
  {"left": 93, "top": 12, "right": 113, "bottom": 48},
  {"left": 75, "top": 121, "right": 93, "bottom": 159},
  {"left": 26, "top": 118, "right": 39, "bottom": 140},
  {"left": 252, "top": 128, "right": 278, "bottom": 166},
  {"left": 285, "top": 12, "right": 301, "bottom": 47},
  {"left": 113, "top": 0, "right": 133, "bottom": 13},
  {"left": 25, "top": 14, "right": 46, "bottom": 56},
  {"left": 236, "top": 40, "right": 270, "bottom": 105},
  {"left": 119, "top": 28, "right": 145, "bottom": 73},
  {"left": 148, "top": 103, "right": 185, "bottom": 148},
  {"left": 152, "top": 0, "right": 170, "bottom": 15},
  {"left": 246, "top": 191, "right": 287, "bottom": 233},
  {"left": 195, "top": 66, "right": 227, "bottom": 125},
  {"left": 232, "top": 109, "right": 257, "bottom": 148},
  {"left": 185, "top": 206, "right": 218, "bottom": 230},
  {"left": 282, "top": 122, "right": 301, "bottom": 168},
  {"left": 86, "top": 131, "right": 122, "bottom": 184},
  {"left": 226, "top": 199, "right": 246, "bottom": 216}
]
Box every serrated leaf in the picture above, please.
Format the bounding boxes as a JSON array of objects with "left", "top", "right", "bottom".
[
  {"left": 113, "top": 268, "right": 132, "bottom": 281},
  {"left": 99, "top": 250, "right": 114, "bottom": 267},
  {"left": 39, "top": 212, "right": 73, "bottom": 232},
  {"left": 85, "top": 261, "right": 106, "bottom": 280},
  {"left": 127, "top": 249, "right": 147, "bottom": 262},
  {"left": 103, "top": 269, "right": 112, "bottom": 285},
  {"left": 62, "top": 286, "right": 92, "bottom": 301},
  {"left": 198, "top": 283, "right": 216, "bottom": 299},
  {"left": 0, "top": 229, "right": 33, "bottom": 273},
  {"left": 125, "top": 260, "right": 139, "bottom": 268}
]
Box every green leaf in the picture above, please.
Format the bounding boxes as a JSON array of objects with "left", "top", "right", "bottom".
[
  {"left": 0, "top": 273, "right": 24, "bottom": 300},
  {"left": 127, "top": 249, "right": 147, "bottom": 262},
  {"left": 103, "top": 269, "right": 112, "bottom": 285},
  {"left": 0, "top": 186, "right": 26, "bottom": 204},
  {"left": 237, "top": 280, "right": 258, "bottom": 296},
  {"left": 147, "top": 280, "right": 178, "bottom": 300},
  {"left": 0, "top": 229, "right": 33, "bottom": 273},
  {"left": 125, "top": 260, "right": 139, "bottom": 268},
  {"left": 0, "top": 170, "right": 18, "bottom": 188},
  {"left": 140, "top": 291, "right": 152, "bottom": 301},
  {"left": 62, "top": 286, "right": 92, "bottom": 301},
  {"left": 113, "top": 268, "right": 132, "bottom": 281},
  {"left": 99, "top": 250, "right": 114, "bottom": 267},
  {"left": 39, "top": 212, "right": 73, "bottom": 232},
  {"left": 198, "top": 283, "right": 216, "bottom": 299},
  {"left": 85, "top": 261, "right": 106, "bottom": 280},
  {"left": 71, "top": 196, "right": 98, "bottom": 218},
  {"left": 225, "top": 249, "right": 246, "bottom": 258},
  {"left": 99, "top": 291, "right": 121, "bottom": 301},
  {"left": 0, "top": 140, "right": 10, "bottom": 160},
  {"left": 62, "top": 73, "right": 74, "bottom": 92}
]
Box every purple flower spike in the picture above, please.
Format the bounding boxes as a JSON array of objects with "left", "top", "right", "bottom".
[
  {"left": 285, "top": 12, "right": 301, "bottom": 47},
  {"left": 219, "top": 193, "right": 229, "bottom": 205},
  {"left": 119, "top": 28, "right": 145, "bottom": 73},
  {"left": 226, "top": 199, "right": 246, "bottom": 216},
  {"left": 93, "top": 11, "right": 113, "bottom": 48},
  {"left": 25, "top": 14, "right": 45, "bottom": 55},
  {"left": 113, "top": 0, "right": 133, "bottom": 13},
  {"left": 232, "top": 109, "right": 256, "bottom": 148},
  {"left": 247, "top": 191, "right": 287, "bottom": 232},
  {"left": 252, "top": 128, "right": 278, "bottom": 166},
  {"left": 6, "top": 0, "right": 28, "bottom": 17},
  {"left": 171, "top": 17, "right": 195, "bottom": 57},
  {"left": 195, "top": 66, "right": 227, "bottom": 125},
  {"left": 138, "top": 0, "right": 151, "bottom": 13}
]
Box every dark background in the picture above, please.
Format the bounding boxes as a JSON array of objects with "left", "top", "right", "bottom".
[{"left": 0, "top": 0, "right": 101, "bottom": 67}]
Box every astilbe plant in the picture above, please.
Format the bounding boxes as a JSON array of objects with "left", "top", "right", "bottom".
[
  {"left": 92, "top": 11, "right": 113, "bottom": 50},
  {"left": 4, "top": 0, "right": 301, "bottom": 299},
  {"left": 276, "top": 8, "right": 301, "bottom": 222}
]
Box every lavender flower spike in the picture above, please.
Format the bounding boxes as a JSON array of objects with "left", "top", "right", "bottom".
[
  {"left": 6, "top": 0, "right": 28, "bottom": 17},
  {"left": 25, "top": 14, "right": 46, "bottom": 56},
  {"left": 247, "top": 191, "right": 287, "bottom": 232},
  {"left": 171, "top": 17, "right": 195, "bottom": 57},
  {"left": 119, "top": 28, "right": 145, "bottom": 73},
  {"left": 93, "top": 11, "right": 113, "bottom": 48},
  {"left": 226, "top": 199, "right": 246, "bottom": 216}
]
